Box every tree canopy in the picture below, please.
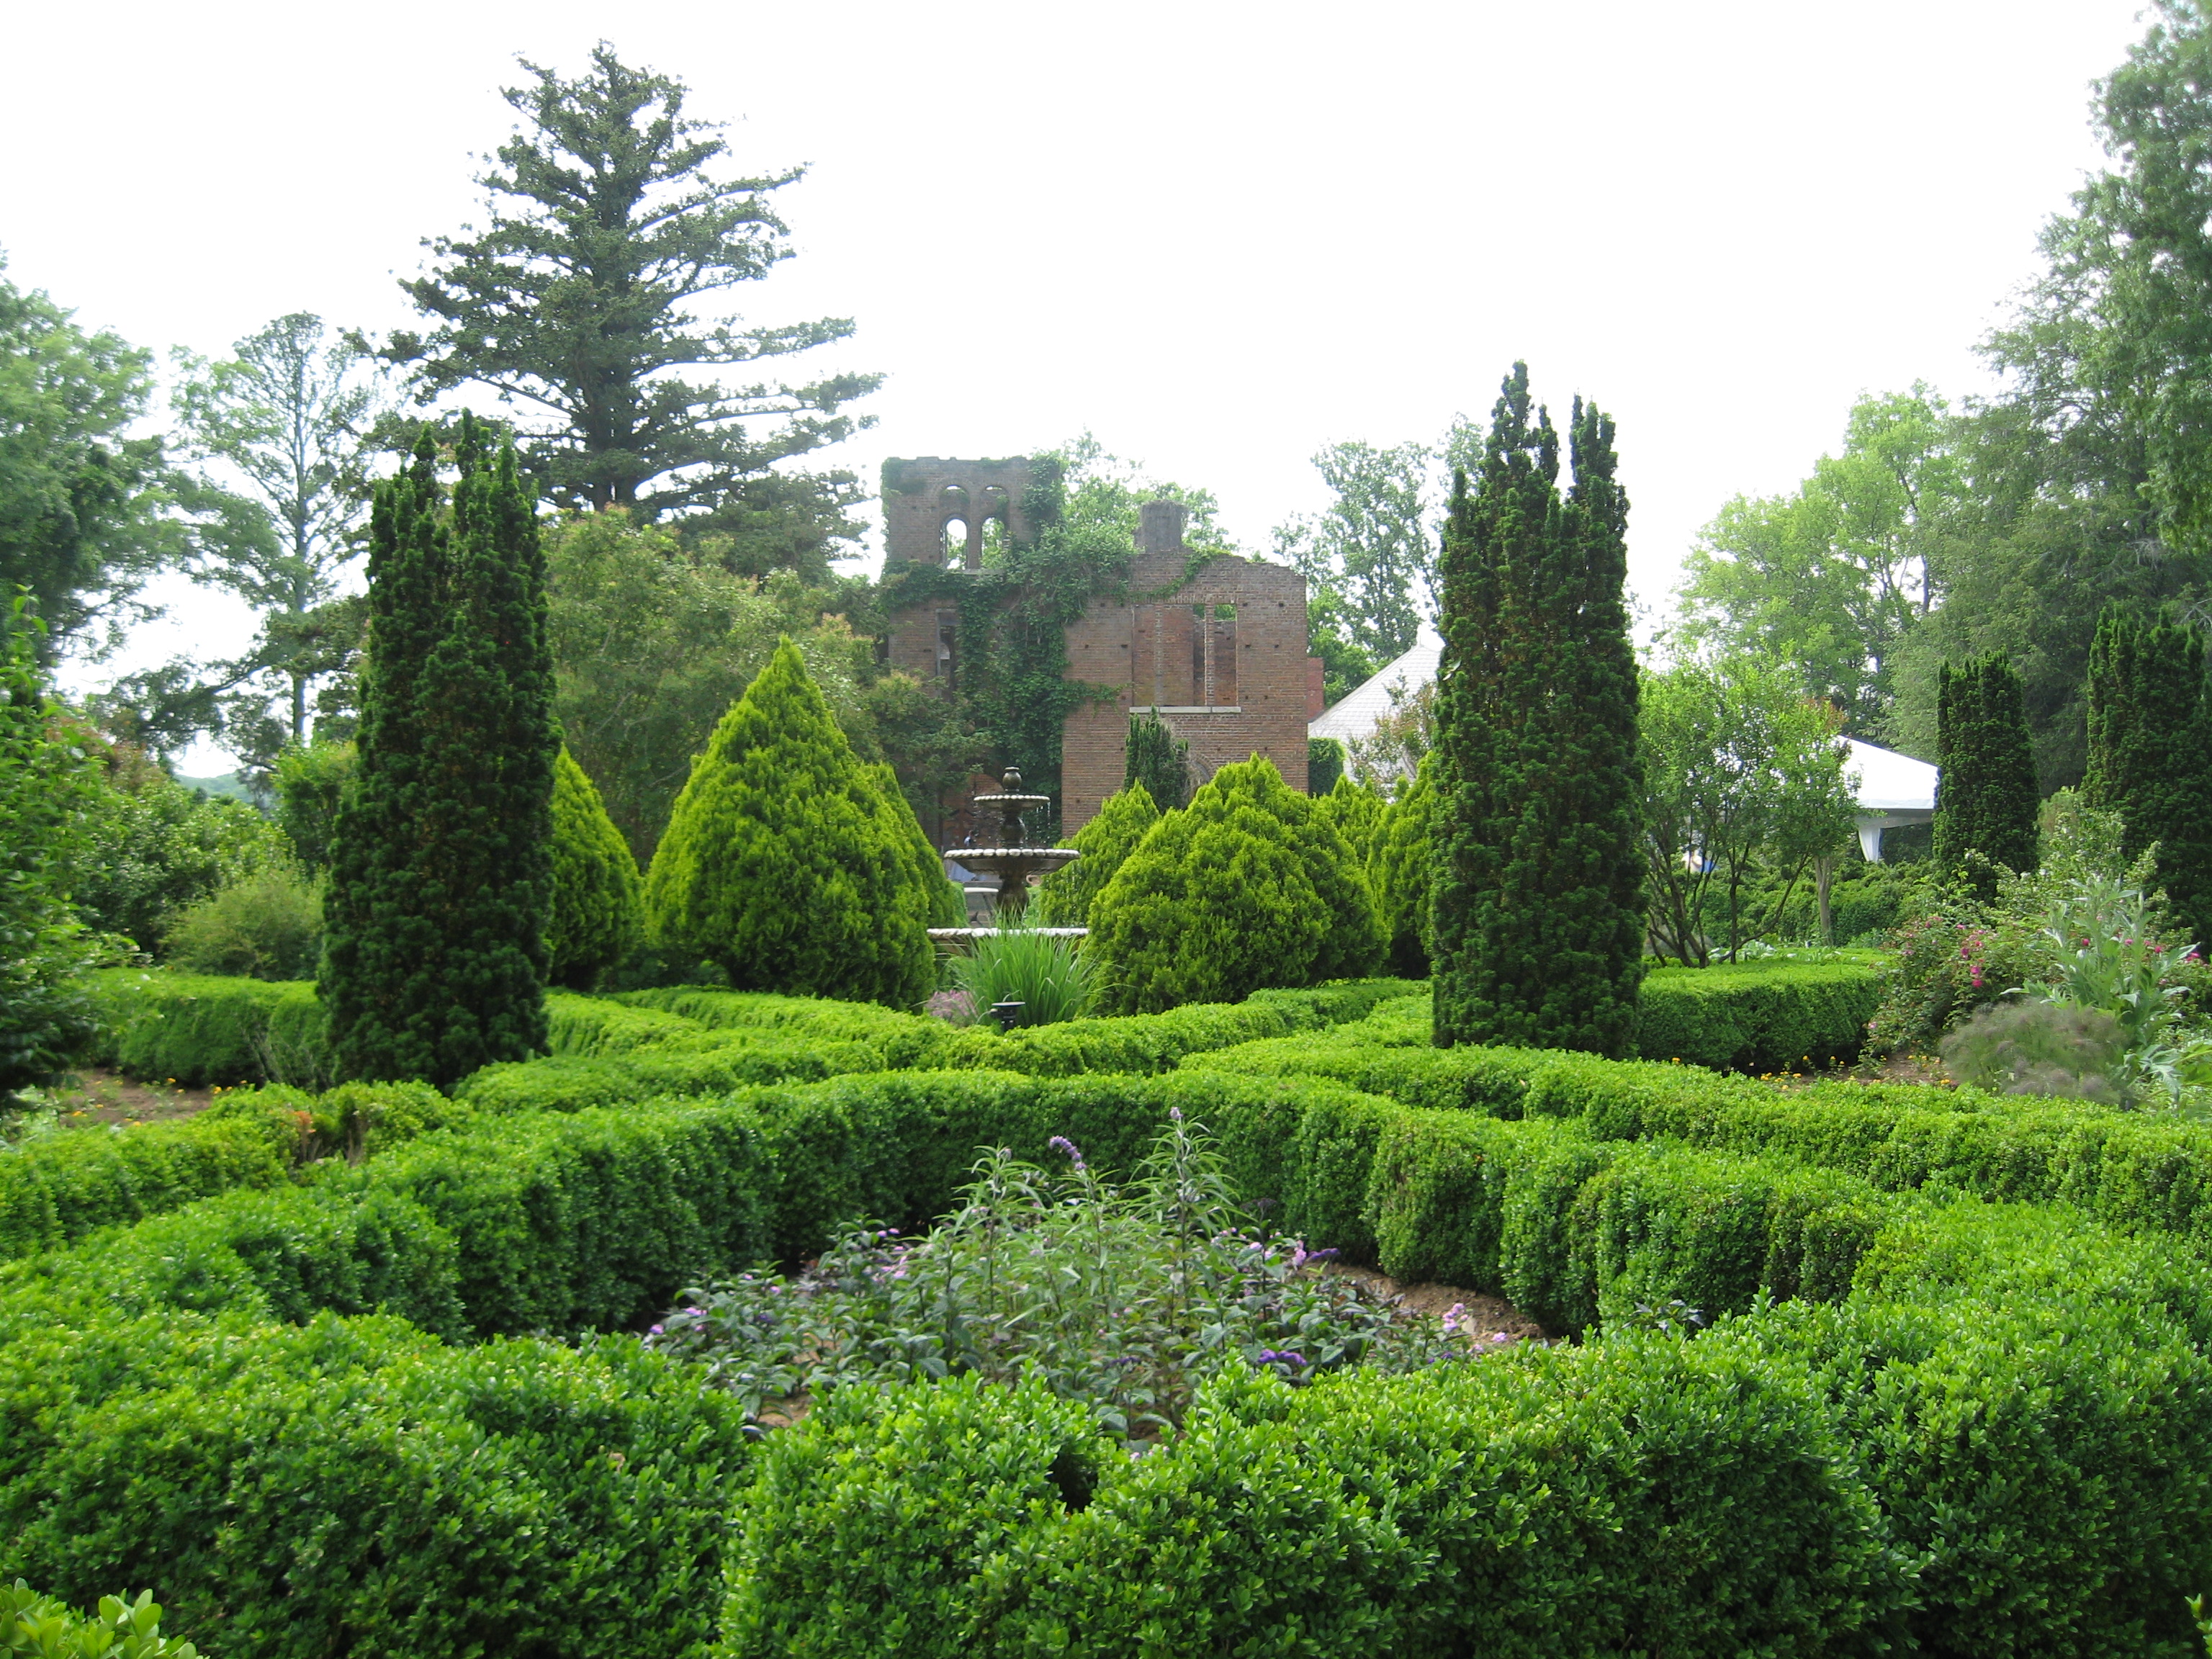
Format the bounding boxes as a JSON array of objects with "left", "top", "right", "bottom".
[{"left": 375, "top": 45, "right": 879, "bottom": 576}]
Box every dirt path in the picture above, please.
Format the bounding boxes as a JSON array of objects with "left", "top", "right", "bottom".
[{"left": 49, "top": 1069, "right": 219, "bottom": 1129}]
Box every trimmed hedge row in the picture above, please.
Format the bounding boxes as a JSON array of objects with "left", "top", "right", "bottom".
[
  {"left": 1187, "top": 1024, "right": 2212, "bottom": 1256},
  {"left": 12, "top": 1054, "right": 2212, "bottom": 1655},
  {"left": 1638, "top": 958, "right": 1883, "bottom": 1071},
  {"left": 0, "top": 1080, "right": 461, "bottom": 1265},
  {"left": 84, "top": 969, "right": 329, "bottom": 1087}
]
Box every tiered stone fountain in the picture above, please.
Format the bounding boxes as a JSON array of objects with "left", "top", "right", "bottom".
[{"left": 928, "top": 767, "right": 1083, "bottom": 945}]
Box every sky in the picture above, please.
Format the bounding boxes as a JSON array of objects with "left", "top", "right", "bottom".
[{"left": 1, "top": 0, "right": 2154, "bottom": 772}]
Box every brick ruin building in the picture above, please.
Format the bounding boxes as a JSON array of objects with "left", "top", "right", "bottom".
[{"left": 882, "top": 456, "right": 1323, "bottom": 838}]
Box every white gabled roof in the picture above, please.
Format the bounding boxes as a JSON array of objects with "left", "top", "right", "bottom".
[
  {"left": 1308, "top": 629, "right": 1441, "bottom": 750},
  {"left": 1842, "top": 737, "right": 1938, "bottom": 812}
]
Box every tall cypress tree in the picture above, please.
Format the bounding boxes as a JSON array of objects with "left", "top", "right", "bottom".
[
  {"left": 1932, "top": 652, "right": 2040, "bottom": 889},
  {"left": 323, "top": 415, "right": 557, "bottom": 1085},
  {"left": 1123, "top": 712, "right": 1190, "bottom": 813},
  {"left": 1431, "top": 365, "right": 1643, "bottom": 1056},
  {"left": 2087, "top": 604, "right": 2212, "bottom": 940}
]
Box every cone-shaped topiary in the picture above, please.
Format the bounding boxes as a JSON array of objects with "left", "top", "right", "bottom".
[
  {"left": 1314, "top": 773, "right": 1387, "bottom": 870},
  {"left": 1933, "top": 651, "right": 2040, "bottom": 891},
  {"left": 1035, "top": 783, "right": 1159, "bottom": 930},
  {"left": 2087, "top": 605, "right": 2212, "bottom": 942},
  {"left": 644, "top": 641, "right": 936, "bottom": 1008},
  {"left": 1372, "top": 756, "right": 1437, "bottom": 979},
  {"left": 870, "top": 760, "right": 967, "bottom": 928},
  {"left": 323, "top": 416, "right": 557, "bottom": 1087},
  {"left": 549, "top": 746, "right": 644, "bottom": 989},
  {"left": 1087, "top": 755, "right": 1382, "bottom": 1013},
  {"left": 1431, "top": 367, "right": 1643, "bottom": 1056}
]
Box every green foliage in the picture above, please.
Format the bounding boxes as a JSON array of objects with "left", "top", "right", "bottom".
[
  {"left": 323, "top": 419, "right": 557, "bottom": 1087},
  {"left": 1638, "top": 654, "right": 1855, "bottom": 966},
  {"left": 644, "top": 640, "right": 935, "bottom": 1009},
  {"left": 1035, "top": 783, "right": 1156, "bottom": 929},
  {"left": 2087, "top": 603, "right": 2212, "bottom": 942},
  {"left": 1120, "top": 711, "right": 1188, "bottom": 812},
  {"left": 653, "top": 1118, "right": 1460, "bottom": 1435},
  {"left": 871, "top": 760, "right": 966, "bottom": 928},
  {"left": 1087, "top": 756, "right": 1382, "bottom": 1013},
  {"left": 0, "top": 259, "right": 176, "bottom": 660},
  {"left": 946, "top": 925, "right": 1095, "bottom": 1027},
  {"left": 1939, "top": 1000, "right": 2127, "bottom": 1101},
  {"left": 0, "top": 598, "right": 104, "bottom": 1094},
  {"left": 374, "top": 45, "right": 876, "bottom": 567},
  {"left": 1637, "top": 958, "right": 1884, "bottom": 1072},
  {"left": 71, "top": 750, "right": 288, "bottom": 953},
  {"left": 271, "top": 737, "right": 354, "bottom": 871},
  {"left": 0, "top": 1582, "right": 200, "bottom": 1658},
  {"left": 1311, "top": 771, "right": 1383, "bottom": 868},
  {"left": 87, "top": 968, "right": 331, "bottom": 1088},
  {"left": 1934, "top": 650, "right": 2041, "bottom": 887},
  {"left": 1270, "top": 438, "right": 1437, "bottom": 664},
  {"left": 1434, "top": 367, "right": 1644, "bottom": 1052},
  {"left": 1305, "top": 736, "right": 1344, "bottom": 796},
  {"left": 1371, "top": 755, "right": 1435, "bottom": 977},
  {"left": 161, "top": 858, "right": 322, "bottom": 981},
  {"left": 548, "top": 747, "right": 643, "bottom": 991},
  {"left": 544, "top": 509, "right": 881, "bottom": 863}
]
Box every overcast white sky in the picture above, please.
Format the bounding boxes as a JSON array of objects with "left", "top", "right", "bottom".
[{"left": 1, "top": 0, "right": 2152, "bottom": 771}]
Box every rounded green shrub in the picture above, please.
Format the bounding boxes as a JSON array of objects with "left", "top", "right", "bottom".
[
  {"left": 1035, "top": 783, "right": 1159, "bottom": 929},
  {"left": 548, "top": 747, "right": 644, "bottom": 990},
  {"left": 644, "top": 641, "right": 937, "bottom": 1010},
  {"left": 1087, "top": 755, "right": 1382, "bottom": 1013},
  {"left": 1371, "top": 757, "right": 1436, "bottom": 979},
  {"left": 163, "top": 859, "right": 323, "bottom": 981}
]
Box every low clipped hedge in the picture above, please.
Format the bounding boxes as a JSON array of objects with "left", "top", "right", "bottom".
[
  {"left": 85, "top": 969, "right": 331, "bottom": 1087},
  {"left": 1638, "top": 957, "right": 1884, "bottom": 1071},
  {"left": 1187, "top": 1020, "right": 2212, "bottom": 1257},
  {"left": 12, "top": 1019, "right": 2212, "bottom": 1654}
]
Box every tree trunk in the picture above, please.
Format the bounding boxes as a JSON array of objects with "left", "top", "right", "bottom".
[{"left": 1815, "top": 855, "right": 1836, "bottom": 945}]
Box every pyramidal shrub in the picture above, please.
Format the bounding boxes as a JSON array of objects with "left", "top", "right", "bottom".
[
  {"left": 1087, "top": 755, "right": 1382, "bottom": 1013},
  {"left": 549, "top": 747, "right": 644, "bottom": 990},
  {"left": 1372, "top": 757, "right": 1437, "bottom": 979},
  {"left": 644, "top": 642, "right": 937, "bottom": 1009},
  {"left": 1036, "top": 783, "right": 1159, "bottom": 930},
  {"left": 869, "top": 761, "right": 966, "bottom": 928},
  {"left": 1315, "top": 773, "right": 1388, "bottom": 870}
]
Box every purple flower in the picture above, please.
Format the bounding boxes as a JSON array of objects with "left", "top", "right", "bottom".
[
  {"left": 1169, "top": 1106, "right": 1184, "bottom": 1123},
  {"left": 649, "top": 1323, "right": 664, "bottom": 1335},
  {"left": 1048, "top": 1136, "right": 1086, "bottom": 1170},
  {"left": 1256, "top": 1349, "right": 1307, "bottom": 1368},
  {"left": 1442, "top": 1301, "right": 1467, "bottom": 1334}
]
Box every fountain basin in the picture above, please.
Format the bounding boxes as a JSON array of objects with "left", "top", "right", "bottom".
[{"left": 954, "top": 848, "right": 1081, "bottom": 876}]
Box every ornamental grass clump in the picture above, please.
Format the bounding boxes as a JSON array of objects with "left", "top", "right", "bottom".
[
  {"left": 645, "top": 1115, "right": 1492, "bottom": 1438},
  {"left": 945, "top": 920, "right": 1096, "bottom": 1026}
]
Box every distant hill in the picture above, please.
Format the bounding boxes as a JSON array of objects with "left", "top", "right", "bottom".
[{"left": 175, "top": 771, "right": 256, "bottom": 804}]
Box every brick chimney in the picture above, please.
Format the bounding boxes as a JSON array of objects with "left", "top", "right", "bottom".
[{"left": 1137, "top": 498, "right": 1188, "bottom": 555}]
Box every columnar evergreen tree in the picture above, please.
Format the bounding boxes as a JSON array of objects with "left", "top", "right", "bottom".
[
  {"left": 1087, "top": 755, "right": 1380, "bottom": 1013},
  {"left": 2086, "top": 604, "right": 2212, "bottom": 940},
  {"left": 1035, "top": 782, "right": 1159, "bottom": 930},
  {"left": 1372, "top": 755, "right": 1437, "bottom": 979},
  {"left": 322, "top": 417, "right": 557, "bottom": 1085},
  {"left": 644, "top": 641, "right": 936, "bottom": 1007},
  {"left": 1431, "top": 365, "right": 1644, "bottom": 1056},
  {"left": 549, "top": 746, "right": 644, "bottom": 989},
  {"left": 1123, "top": 713, "right": 1190, "bottom": 812},
  {"left": 1932, "top": 652, "right": 2041, "bottom": 889}
]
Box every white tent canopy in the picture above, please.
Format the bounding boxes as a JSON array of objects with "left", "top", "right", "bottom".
[{"left": 1309, "top": 647, "right": 1939, "bottom": 863}]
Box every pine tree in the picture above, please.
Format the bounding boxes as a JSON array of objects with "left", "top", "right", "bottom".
[
  {"left": 1123, "top": 712, "right": 1190, "bottom": 812},
  {"left": 1087, "top": 755, "right": 1380, "bottom": 1012},
  {"left": 644, "top": 640, "right": 936, "bottom": 1007},
  {"left": 323, "top": 416, "right": 558, "bottom": 1086},
  {"left": 2087, "top": 605, "right": 2212, "bottom": 940},
  {"left": 1372, "top": 755, "right": 1437, "bottom": 979},
  {"left": 1431, "top": 366, "right": 1644, "bottom": 1056},
  {"left": 1933, "top": 652, "right": 2041, "bottom": 889},
  {"left": 1035, "top": 782, "right": 1159, "bottom": 930},
  {"left": 549, "top": 746, "right": 644, "bottom": 989}
]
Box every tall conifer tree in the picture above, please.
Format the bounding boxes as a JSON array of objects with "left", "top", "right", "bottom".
[
  {"left": 1932, "top": 652, "right": 2040, "bottom": 889},
  {"left": 1431, "top": 365, "right": 1643, "bottom": 1056},
  {"left": 2087, "top": 604, "right": 2212, "bottom": 940},
  {"left": 323, "top": 415, "right": 557, "bottom": 1085}
]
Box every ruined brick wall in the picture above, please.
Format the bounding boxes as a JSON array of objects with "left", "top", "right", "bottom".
[
  {"left": 1061, "top": 503, "right": 1310, "bottom": 833},
  {"left": 881, "top": 456, "right": 1037, "bottom": 698}
]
